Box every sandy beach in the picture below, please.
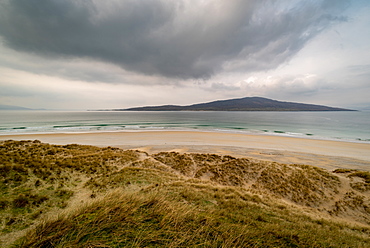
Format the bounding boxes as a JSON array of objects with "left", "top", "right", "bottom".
[{"left": 1, "top": 131, "right": 369, "bottom": 171}]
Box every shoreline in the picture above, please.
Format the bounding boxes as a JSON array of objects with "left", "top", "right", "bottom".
[
  {"left": 1, "top": 127, "right": 369, "bottom": 144},
  {"left": 1, "top": 130, "right": 370, "bottom": 171}
]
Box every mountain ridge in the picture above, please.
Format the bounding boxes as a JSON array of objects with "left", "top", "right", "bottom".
[{"left": 117, "top": 97, "right": 355, "bottom": 111}]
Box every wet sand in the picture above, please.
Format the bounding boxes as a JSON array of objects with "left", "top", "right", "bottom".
[{"left": 1, "top": 131, "right": 370, "bottom": 171}]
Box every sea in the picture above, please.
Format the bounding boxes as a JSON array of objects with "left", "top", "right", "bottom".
[{"left": 0, "top": 110, "right": 369, "bottom": 143}]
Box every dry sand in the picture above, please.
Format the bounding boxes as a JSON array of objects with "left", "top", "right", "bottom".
[{"left": 1, "top": 131, "right": 370, "bottom": 171}]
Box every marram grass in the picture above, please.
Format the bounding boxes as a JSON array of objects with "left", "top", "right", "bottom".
[{"left": 1, "top": 140, "right": 369, "bottom": 247}]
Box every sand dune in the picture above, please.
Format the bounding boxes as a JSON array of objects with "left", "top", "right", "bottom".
[
  {"left": 1, "top": 131, "right": 369, "bottom": 171},
  {"left": 1, "top": 140, "right": 369, "bottom": 247}
]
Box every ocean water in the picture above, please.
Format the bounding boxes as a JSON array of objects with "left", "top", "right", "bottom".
[{"left": 0, "top": 110, "right": 369, "bottom": 143}]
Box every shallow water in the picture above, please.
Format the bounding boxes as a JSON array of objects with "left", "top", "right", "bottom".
[{"left": 0, "top": 110, "right": 369, "bottom": 143}]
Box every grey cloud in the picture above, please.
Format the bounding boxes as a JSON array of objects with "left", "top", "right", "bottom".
[
  {"left": 0, "top": 80, "right": 61, "bottom": 100},
  {"left": 0, "top": 83, "right": 33, "bottom": 97},
  {"left": 271, "top": 81, "right": 322, "bottom": 96},
  {"left": 210, "top": 82, "right": 241, "bottom": 92},
  {"left": 0, "top": 0, "right": 349, "bottom": 80},
  {"left": 346, "top": 65, "right": 370, "bottom": 81},
  {"left": 198, "top": 74, "right": 330, "bottom": 99}
]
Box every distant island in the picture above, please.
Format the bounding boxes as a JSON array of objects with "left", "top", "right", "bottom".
[
  {"left": 0, "top": 104, "right": 32, "bottom": 110},
  {"left": 0, "top": 104, "right": 47, "bottom": 111},
  {"left": 112, "top": 97, "right": 355, "bottom": 111}
]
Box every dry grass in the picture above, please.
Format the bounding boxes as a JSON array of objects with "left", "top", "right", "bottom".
[
  {"left": 153, "top": 152, "right": 341, "bottom": 206},
  {"left": 15, "top": 189, "right": 370, "bottom": 248},
  {"left": 1, "top": 140, "right": 370, "bottom": 247},
  {"left": 0, "top": 140, "right": 142, "bottom": 236},
  {"left": 17, "top": 190, "right": 254, "bottom": 247}
]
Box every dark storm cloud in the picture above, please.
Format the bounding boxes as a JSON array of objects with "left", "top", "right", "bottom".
[{"left": 0, "top": 0, "right": 348, "bottom": 79}]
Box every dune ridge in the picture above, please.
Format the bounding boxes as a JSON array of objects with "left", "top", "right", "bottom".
[{"left": 1, "top": 140, "right": 369, "bottom": 247}]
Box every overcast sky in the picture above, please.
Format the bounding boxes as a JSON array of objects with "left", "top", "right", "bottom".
[{"left": 0, "top": 0, "right": 369, "bottom": 110}]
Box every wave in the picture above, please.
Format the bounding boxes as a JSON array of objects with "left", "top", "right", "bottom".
[
  {"left": 12, "top": 127, "right": 27, "bottom": 130},
  {"left": 1, "top": 115, "right": 369, "bottom": 144}
]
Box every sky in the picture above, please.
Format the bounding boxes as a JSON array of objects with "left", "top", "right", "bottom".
[{"left": 0, "top": 0, "right": 369, "bottom": 110}]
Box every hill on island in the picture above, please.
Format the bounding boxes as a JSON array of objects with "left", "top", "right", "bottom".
[{"left": 118, "top": 97, "right": 354, "bottom": 111}]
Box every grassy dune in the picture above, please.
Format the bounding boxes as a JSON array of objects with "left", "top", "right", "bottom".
[{"left": 1, "top": 140, "right": 370, "bottom": 247}]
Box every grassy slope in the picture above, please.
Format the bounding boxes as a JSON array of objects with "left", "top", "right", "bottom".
[{"left": 0, "top": 140, "right": 369, "bottom": 247}]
